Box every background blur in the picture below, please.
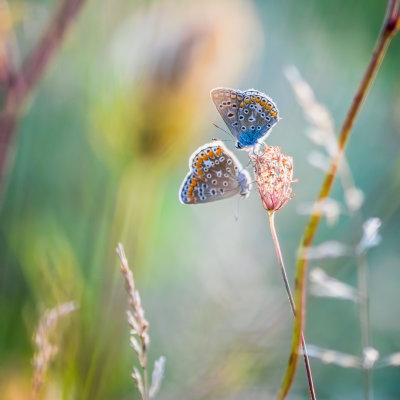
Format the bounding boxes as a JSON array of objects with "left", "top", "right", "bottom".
[{"left": 1, "top": 0, "right": 400, "bottom": 399}]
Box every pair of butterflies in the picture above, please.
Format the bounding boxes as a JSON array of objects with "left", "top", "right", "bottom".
[{"left": 179, "top": 87, "right": 280, "bottom": 205}]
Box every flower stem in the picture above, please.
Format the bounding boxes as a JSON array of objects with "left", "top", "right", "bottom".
[
  {"left": 268, "top": 212, "right": 317, "bottom": 400},
  {"left": 278, "top": 2, "right": 400, "bottom": 399}
]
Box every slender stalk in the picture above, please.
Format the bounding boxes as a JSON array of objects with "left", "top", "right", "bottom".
[
  {"left": 144, "top": 366, "right": 149, "bottom": 400},
  {"left": 357, "top": 253, "right": 372, "bottom": 400},
  {"left": 278, "top": 2, "right": 400, "bottom": 399},
  {"left": 0, "top": 0, "right": 89, "bottom": 195},
  {"left": 269, "top": 212, "right": 317, "bottom": 400}
]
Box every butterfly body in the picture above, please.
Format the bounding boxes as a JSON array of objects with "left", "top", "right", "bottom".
[
  {"left": 179, "top": 141, "right": 251, "bottom": 205},
  {"left": 210, "top": 87, "right": 279, "bottom": 149}
]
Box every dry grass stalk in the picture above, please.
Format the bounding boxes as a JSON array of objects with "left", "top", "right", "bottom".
[
  {"left": 278, "top": 1, "right": 400, "bottom": 398},
  {"left": 116, "top": 243, "right": 165, "bottom": 400},
  {"left": 31, "top": 301, "right": 76, "bottom": 400}
]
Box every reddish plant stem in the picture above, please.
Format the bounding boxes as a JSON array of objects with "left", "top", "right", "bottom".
[
  {"left": 0, "top": 0, "right": 89, "bottom": 192},
  {"left": 269, "top": 212, "right": 317, "bottom": 400},
  {"left": 278, "top": 2, "right": 400, "bottom": 399}
]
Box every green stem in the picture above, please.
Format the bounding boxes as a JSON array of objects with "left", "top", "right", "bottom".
[
  {"left": 277, "top": 2, "right": 400, "bottom": 399},
  {"left": 269, "top": 212, "right": 317, "bottom": 400}
]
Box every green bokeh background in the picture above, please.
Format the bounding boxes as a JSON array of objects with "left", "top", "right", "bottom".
[{"left": 1, "top": 0, "right": 400, "bottom": 399}]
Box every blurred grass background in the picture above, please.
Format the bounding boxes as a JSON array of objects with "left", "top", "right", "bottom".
[{"left": 1, "top": 0, "right": 400, "bottom": 399}]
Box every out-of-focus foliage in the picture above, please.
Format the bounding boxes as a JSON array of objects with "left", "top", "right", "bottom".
[{"left": 1, "top": 0, "right": 400, "bottom": 399}]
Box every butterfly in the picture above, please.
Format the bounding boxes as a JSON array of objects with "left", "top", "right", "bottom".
[
  {"left": 179, "top": 141, "right": 251, "bottom": 204},
  {"left": 210, "top": 87, "right": 280, "bottom": 149}
]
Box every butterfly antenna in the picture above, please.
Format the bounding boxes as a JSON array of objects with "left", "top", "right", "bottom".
[
  {"left": 211, "top": 123, "right": 235, "bottom": 144},
  {"left": 212, "top": 123, "right": 230, "bottom": 136}
]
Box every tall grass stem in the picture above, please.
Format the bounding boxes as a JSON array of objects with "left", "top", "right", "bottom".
[{"left": 278, "top": 1, "right": 400, "bottom": 398}]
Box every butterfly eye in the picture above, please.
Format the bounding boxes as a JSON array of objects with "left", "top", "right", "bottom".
[
  {"left": 239, "top": 115, "right": 244, "bottom": 121},
  {"left": 243, "top": 109, "right": 249, "bottom": 114},
  {"left": 227, "top": 159, "right": 232, "bottom": 164},
  {"left": 223, "top": 182, "right": 228, "bottom": 186},
  {"left": 206, "top": 173, "right": 212, "bottom": 178},
  {"left": 212, "top": 180, "right": 217, "bottom": 185},
  {"left": 241, "top": 126, "right": 246, "bottom": 131}
]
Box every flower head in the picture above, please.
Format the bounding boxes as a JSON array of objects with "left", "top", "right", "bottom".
[{"left": 250, "top": 146, "right": 294, "bottom": 213}]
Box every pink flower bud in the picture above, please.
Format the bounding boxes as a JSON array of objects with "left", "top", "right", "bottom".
[{"left": 250, "top": 146, "right": 295, "bottom": 212}]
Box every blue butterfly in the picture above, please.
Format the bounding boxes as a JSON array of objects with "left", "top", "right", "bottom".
[
  {"left": 179, "top": 141, "right": 251, "bottom": 205},
  {"left": 211, "top": 87, "right": 280, "bottom": 149}
]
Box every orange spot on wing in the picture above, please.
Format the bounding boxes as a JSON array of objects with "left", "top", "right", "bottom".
[
  {"left": 208, "top": 150, "right": 214, "bottom": 157},
  {"left": 260, "top": 100, "right": 266, "bottom": 106},
  {"left": 216, "top": 148, "right": 222, "bottom": 155}
]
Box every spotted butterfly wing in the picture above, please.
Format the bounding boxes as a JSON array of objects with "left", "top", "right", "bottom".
[
  {"left": 179, "top": 141, "right": 251, "bottom": 205},
  {"left": 210, "top": 87, "right": 279, "bottom": 149}
]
